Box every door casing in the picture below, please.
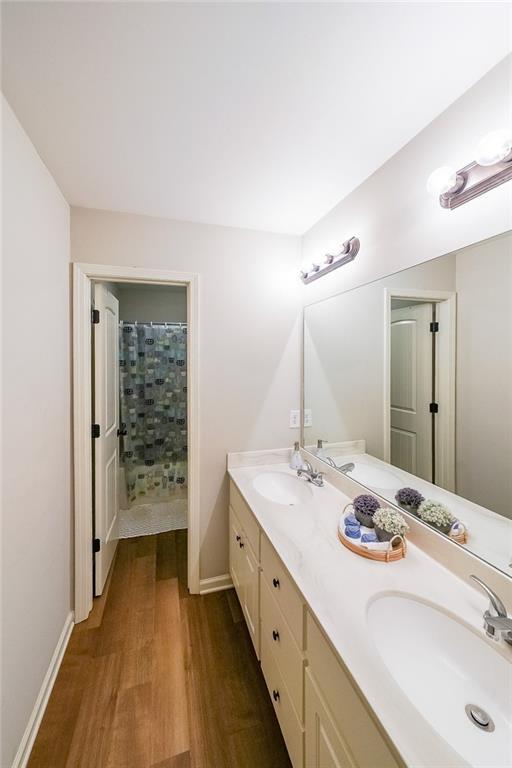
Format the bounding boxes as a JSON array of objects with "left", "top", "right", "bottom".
[
  {"left": 73, "top": 262, "right": 200, "bottom": 623},
  {"left": 383, "top": 287, "right": 456, "bottom": 493}
]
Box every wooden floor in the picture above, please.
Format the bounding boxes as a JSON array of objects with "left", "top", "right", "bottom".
[{"left": 28, "top": 531, "right": 291, "bottom": 768}]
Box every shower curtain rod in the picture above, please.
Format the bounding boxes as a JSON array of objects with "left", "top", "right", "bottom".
[{"left": 120, "top": 320, "right": 187, "bottom": 327}]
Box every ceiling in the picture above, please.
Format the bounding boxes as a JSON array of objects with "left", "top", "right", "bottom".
[{"left": 2, "top": 2, "right": 511, "bottom": 235}]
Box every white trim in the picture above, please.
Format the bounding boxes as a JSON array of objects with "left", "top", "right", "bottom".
[
  {"left": 383, "top": 288, "right": 456, "bottom": 489},
  {"left": 73, "top": 266, "right": 94, "bottom": 621},
  {"left": 73, "top": 263, "right": 200, "bottom": 624},
  {"left": 199, "top": 574, "right": 233, "bottom": 594},
  {"left": 12, "top": 612, "right": 74, "bottom": 768},
  {"left": 435, "top": 296, "right": 457, "bottom": 491}
]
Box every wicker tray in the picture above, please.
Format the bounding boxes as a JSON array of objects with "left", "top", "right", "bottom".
[{"left": 338, "top": 504, "right": 407, "bottom": 563}]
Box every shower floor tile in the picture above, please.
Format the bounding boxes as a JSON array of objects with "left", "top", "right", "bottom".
[{"left": 119, "top": 497, "right": 187, "bottom": 538}]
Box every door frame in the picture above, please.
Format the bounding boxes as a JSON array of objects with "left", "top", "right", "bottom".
[
  {"left": 383, "top": 287, "right": 456, "bottom": 491},
  {"left": 73, "top": 262, "right": 200, "bottom": 623}
]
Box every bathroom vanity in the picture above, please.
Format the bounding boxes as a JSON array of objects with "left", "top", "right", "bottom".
[{"left": 227, "top": 451, "right": 512, "bottom": 768}]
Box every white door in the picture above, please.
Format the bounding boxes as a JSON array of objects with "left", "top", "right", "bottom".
[
  {"left": 93, "top": 283, "right": 119, "bottom": 595},
  {"left": 390, "top": 303, "right": 433, "bottom": 481}
]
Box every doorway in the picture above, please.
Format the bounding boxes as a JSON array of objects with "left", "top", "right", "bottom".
[
  {"left": 383, "top": 288, "right": 456, "bottom": 492},
  {"left": 73, "top": 263, "right": 199, "bottom": 622},
  {"left": 91, "top": 281, "right": 189, "bottom": 596}
]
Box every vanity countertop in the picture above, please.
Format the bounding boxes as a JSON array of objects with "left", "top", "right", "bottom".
[{"left": 228, "top": 461, "right": 512, "bottom": 768}]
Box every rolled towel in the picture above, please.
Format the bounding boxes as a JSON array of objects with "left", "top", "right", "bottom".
[
  {"left": 345, "top": 514, "right": 359, "bottom": 527},
  {"left": 360, "top": 539, "right": 392, "bottom": 551},
  {"left": 345, "top": 525, "right": 361, "bottom": 539},
  {"left": 361, "top": 532, "right": 377, "bottom": 543}
]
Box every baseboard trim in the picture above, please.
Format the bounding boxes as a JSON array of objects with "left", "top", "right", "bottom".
[
  {"left": 12, "top": 611, "right": 74, "bottom": 768},
  {"left": 199, "top": 573, "right": 233, "bottom": 594}
]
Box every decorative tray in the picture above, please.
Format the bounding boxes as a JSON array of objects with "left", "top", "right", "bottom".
[{"left": 338, "top": 503, "right": 407, "bottom": 563}]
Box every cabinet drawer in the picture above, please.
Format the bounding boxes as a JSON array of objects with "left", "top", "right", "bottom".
[
  {"left": 261, "top": 633, "right": 304, "bottom": 768},
  {"left": 261, "top": 576, "right": 304, "bottom": 722},
  {"left": 306, "top": 613, "right": 402, "bottom": 768},
  {"left": 229, "top": 480, "right": 260, "bottom": 559},
  {"left": 261, "top": 535, "right": 304, "bottom": 650}
]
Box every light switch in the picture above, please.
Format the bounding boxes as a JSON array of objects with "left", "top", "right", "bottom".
[
  {"left": 304, "top": 409, "right": 312, "bottom": 427},
  {"left": 289, "top": 410, "right": 300, "bottom": 428}
]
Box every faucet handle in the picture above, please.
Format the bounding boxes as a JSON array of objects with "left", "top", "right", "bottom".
[{"left": 470, "top": 575, "right": 508, "bottom": 618}]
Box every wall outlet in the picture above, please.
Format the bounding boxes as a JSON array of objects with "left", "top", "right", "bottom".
[
  {"left": 289, "top": 409, "right": 300, "bottom": 428},
  {"left": 304, "top": 409, "right": 312, "bottom": 427}
]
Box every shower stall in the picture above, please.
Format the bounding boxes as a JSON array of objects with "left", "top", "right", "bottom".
[{"left": 118, "top": 319, "right": 188, "bottom": 537}]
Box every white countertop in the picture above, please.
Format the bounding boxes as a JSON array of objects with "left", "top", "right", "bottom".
[{"left": 228, "top": 461, "right": 512, "bottom": 768}]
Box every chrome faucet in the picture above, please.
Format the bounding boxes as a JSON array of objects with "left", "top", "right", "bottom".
[
  {"left": 297, "top": 460, "right": 324, "bottom": 487},
  {"left": 470, "top": 575, "right": 512, "bottom": 646},
  {"left": 323, "top": 457, "right": 355, "bottom": 474}
]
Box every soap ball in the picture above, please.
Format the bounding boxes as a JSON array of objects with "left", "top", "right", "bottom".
[
  {"left": 344, "top": 524, "right": 361, "bottom": 540},
  {"left": 352, "top": 494, "right": 380, "bottom": 528}
]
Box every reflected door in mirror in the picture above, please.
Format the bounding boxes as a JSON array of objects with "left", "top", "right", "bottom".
[{"left": 390, "top": 303, "right": 434, "bottom": 482}]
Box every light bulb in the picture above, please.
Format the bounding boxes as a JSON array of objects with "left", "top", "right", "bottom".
[
  {"left": 475, "top": 130, "right": 512, "bottom": 167},
  {"left": 426, "top": 166, "right": 459, "bottom": 197}
]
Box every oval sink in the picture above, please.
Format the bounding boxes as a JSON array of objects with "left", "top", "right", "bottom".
[
  {"left": 252, "top": 472, "right": 314, "bottom": 506},
  {"left": 348, "top": 461, "right": 402, "bottom": 490},
  {"left": 368, "top": 595, "right": 512, "bottom": 767}
]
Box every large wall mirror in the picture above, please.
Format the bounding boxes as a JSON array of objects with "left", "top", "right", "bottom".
[{"left": 303, "top": 231, "right": 512, "bottom": 576}]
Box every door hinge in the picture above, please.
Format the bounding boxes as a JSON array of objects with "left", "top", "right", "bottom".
[
  {"left": 429, "top": 402, "right": 439, "bottom": 414},
  {"left": 91, "top": 308, "right": 100, "bottom": 324},
  {"left": 91, "top": 423, "right": 100, "bottom": 438},
  {"left": 93, "top": 538, "right": 101, "bottom": 553},
  {"left": 430, "top": 321, "right": 439, "bottom": 333}
]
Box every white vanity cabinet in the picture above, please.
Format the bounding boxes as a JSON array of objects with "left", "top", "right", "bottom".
[
  {"left": 228, "top": 478, "right": 403, "bottom": 768},
  {"left": 305, "top": 613, "right": 402, "bottom": 768}
]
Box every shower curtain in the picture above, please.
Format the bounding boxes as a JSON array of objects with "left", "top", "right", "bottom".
[{"left": 119, "top": 321, "right": 187, "bottom": 506}]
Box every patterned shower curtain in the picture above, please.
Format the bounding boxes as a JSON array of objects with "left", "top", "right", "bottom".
[{"left": 119, "top": 321, "right": 187, "bottom": 505}]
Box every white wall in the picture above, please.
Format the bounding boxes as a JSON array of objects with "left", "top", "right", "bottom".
[
  {"left": 71, "top": 207, "right": 301, "bottom": 580},
  {"left": 117, "top": 283, "right": 187, "bottom": 323},
  {"left": 1, "top": 96, "right": 71, "bottom": 767},
  {"left": 455, "top": 232, "right": 512, "bottom": 518},
  {"left": 301, "top": 55, "right": 512, "bottom": 305}
]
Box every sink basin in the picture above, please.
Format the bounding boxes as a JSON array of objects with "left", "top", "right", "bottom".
[
  {"left": 347, "top": 461, "right": 401, "bottom": 490},
  {"left": 252, "top": 472, "right": 314, "bottom": 506},
  {"left": 368, "top": 594, "right": 512, "bottom": 767}
]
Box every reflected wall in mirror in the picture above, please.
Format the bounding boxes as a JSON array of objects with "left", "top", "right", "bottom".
[{"left": 303, "top": 231, "right": 512, "bottom": 576}]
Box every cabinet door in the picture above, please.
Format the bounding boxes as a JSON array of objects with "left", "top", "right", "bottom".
[
  {"left": 241, "top": 539, "right": 259, "bottom": 657},
  {"left": 229, "top": 507, "right": 244, "bottom": 599},
  {"left": 305, "top": 669, "right": 356, "bottom": 768}
]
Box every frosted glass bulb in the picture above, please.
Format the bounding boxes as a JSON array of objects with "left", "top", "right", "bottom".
[
  {"left": 426, "top": 166, "right": 458, "bottom": 197},
  {"left": 475, "top": 130, "right": 512, "bottom": 167}
]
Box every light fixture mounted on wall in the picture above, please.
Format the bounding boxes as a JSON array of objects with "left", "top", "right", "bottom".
[
  {"left": 427, "top": 129, "right": 512, "bottom": 209},
  {"left": 301, "top": 236, "right": 360, "bottom": 284}
]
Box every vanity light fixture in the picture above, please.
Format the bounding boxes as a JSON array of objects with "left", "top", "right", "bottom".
[
  {"left": 300, "top": 236, "right": 360, "bottom": 284},
  {"left": 427, "top": 128, "right": 512, "bottom": 209}
]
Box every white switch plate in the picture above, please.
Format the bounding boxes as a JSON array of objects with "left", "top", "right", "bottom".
[
  {"left": 304, "top": 409, "right": 312, "bottom": 427},
  {"left": 289, "top": 409, "right": 300, "bottom": 428}
]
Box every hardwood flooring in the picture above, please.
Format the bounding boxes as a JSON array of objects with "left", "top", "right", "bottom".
[{"left": 28, "top": 531, "right": 292, "bottom": 768}]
